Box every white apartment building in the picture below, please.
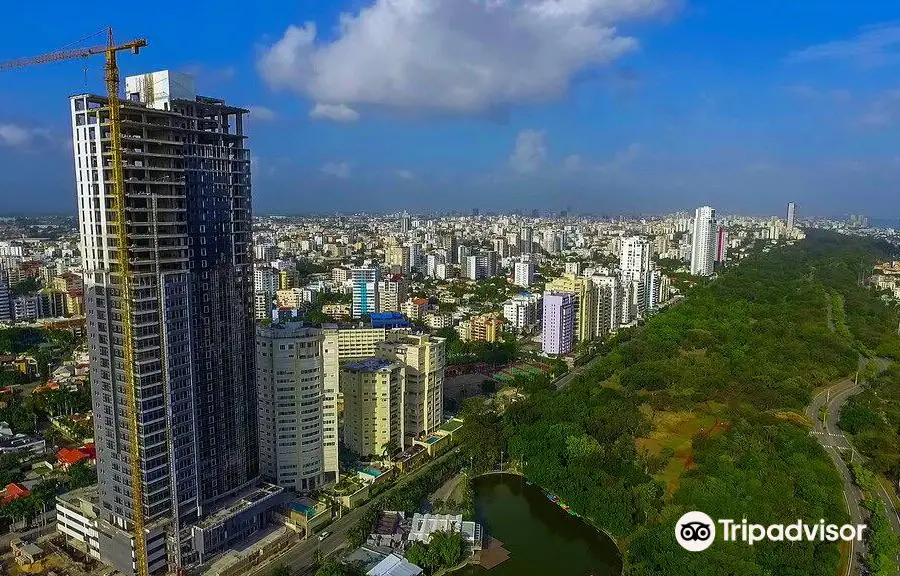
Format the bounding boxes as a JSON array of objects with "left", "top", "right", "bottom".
[
  {"left": 592, "top": 275, "right": 623, "bottom": 335},
  {"left": 502, "top": 293, "right": 542, "bottom": 333},
  {"left": 377, "top": 275, "right": 408, "bottom": 313},
  {"left": 254, "top": 265, "right": 278, "bottom": 294},
  {"left": 690, "top": 206, "right": 716, "bottom": 276},
  {"left": 254, "top": 291, "right": 271, "bottom": 320},
  {"left": 434, "top": 263, "right": 453, "bottom": 280},
  {"left": 424, "top": 312, "right": 453, "bottom": 330},
  {"left": 377, "top": 334, "right": 446, "bottom": 445},
  {"left": 256, "top": 324, "right": 325, "bottom": 492},
  {"left": 56, "top": 487, "right": 102, "bottom": 561},
  {"left": 619, "top": 236, "right": 651, "bottom": 282},
  {"left": 513, "top": 258, "right": 535, "bottom": 288},
  {"left": 425, "top": 253, "right": 445, "bottom": 278},
  {"left": 465, "top": 252, "right": 498, "bottom": 280}
]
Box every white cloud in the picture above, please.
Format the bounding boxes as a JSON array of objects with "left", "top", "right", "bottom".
[
  {"left": 395, "top": 169, "right": 415, "bottom": 180},
  {"left": 258, "top": 0, "right": 669, "bottom": 116},
  {"left": 510, "top": 129, "right": 547, "bottom": 173},
  {"left": 321, "top": 161, "right": 351, "bottom": 179},
  {"left": 786, "top": 23, "right": 900, "bottom": 66},
  {"left": 247, "top": 105, "right": 277, "bottom": 121},
  {"left": 310, "top": 103, "right": 361, "bottom": 122},
  {"left": 0, "top": 124, "right": 49, "bottom": 148}
]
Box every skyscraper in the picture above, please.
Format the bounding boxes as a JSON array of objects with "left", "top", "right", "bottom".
[
  {"left": 542, "top": 292, "right": 575, "bottom": 356},
  {"left": 351, "top": 266, "right": 380, "bottom": 318},
  {"left": 256, "top": 324, "right": 324, "bottom": 492},
  {"left": 73, "top": 71, "right": 281, "bottom": 575},
  {"left": 0, "top": 270, "right": 10, "bottom": 323},
  {"left": 690, "top": 206, "right": 716, "bottom": 277},
  {"left": 786, "top": 202, "right": 796, "bottom": 230},
  {"left": 619, "top": 236, "right": 653, "bottom": 320},
  {"left": 715, "top": 226, "right": 728, "bottom": 265},
  {"left": 400, "top": 211, "right": 411, "bottom": 234},
  {"left": 465, "top": 252, "right": 498, "bottom": 280},
  {"left": 519, "top": 226, "right": 534, "bottom": 255}
]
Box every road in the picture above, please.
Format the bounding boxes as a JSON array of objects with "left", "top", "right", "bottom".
[
  {"left": 806, "top": 362, "right": 900, "bottom": 576},
  {"left": 247, "top": 447, "right": 461, "bottom": 576}
]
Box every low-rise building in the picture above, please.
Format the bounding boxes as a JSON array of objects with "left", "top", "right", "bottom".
[
  {"left": 367, "top": 554, "right": 423, "bottom": 576},
  {"left": 407, "top": 513, "right": 482, "bottom": 551},
  {"left": 56, "top": 485, "right": 102, "bottom": 560}
]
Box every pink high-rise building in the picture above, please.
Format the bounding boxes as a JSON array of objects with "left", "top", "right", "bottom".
[{"left": 542, "top": 292, "right": 575, "bottom": 355}]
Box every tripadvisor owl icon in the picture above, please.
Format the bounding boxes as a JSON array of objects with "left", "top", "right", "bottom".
[{"left": 675, "top": 511, "right": 716, "bottom": 552}]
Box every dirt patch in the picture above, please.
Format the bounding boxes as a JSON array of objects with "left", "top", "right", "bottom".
[{"left": 636, "top": 406, "right": 727, "bottom": 498}]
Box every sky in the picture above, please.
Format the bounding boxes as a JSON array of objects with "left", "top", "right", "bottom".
[{"left": 0, "top": 0, "right": 898, "bottom": 216}]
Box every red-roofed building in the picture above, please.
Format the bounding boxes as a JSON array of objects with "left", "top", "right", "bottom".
[
  {"left": 2, "top": 483, "right": 30, "bottom": 505},
  {"left": 57, "top": 448, "right": 90, "bottom": 469}
]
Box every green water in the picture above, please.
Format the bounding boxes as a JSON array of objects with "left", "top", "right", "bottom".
[{"left": 453, "top": 474, "right": 622, "bottom": 576}]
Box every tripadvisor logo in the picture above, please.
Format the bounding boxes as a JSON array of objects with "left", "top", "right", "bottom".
[{"left": 675, "top": 512, "right": 866, "bottom": 552}]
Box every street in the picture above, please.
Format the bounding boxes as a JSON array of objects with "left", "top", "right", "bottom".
[
  {"left": 806, "top": 364, "right": 900, "bottom": 576},
  {"left": 247, "top": 447, "right": 462, "bottom": 576}
]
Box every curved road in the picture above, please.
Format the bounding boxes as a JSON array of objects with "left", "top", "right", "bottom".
[{"left": 806, "top": 366, "right": 900, "bottom": 576}]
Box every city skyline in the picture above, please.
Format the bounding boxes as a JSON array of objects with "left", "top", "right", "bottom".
[{"left": 1, "top": 1, "right": 899, "bottom": 215}]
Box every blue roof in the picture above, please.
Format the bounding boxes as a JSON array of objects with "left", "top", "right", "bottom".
[
  {"left": 370, "top": 312, "right": 411, "bottom": 328},
  {"left": 370, "top": 312, "right": 405, "bottom": 320}
]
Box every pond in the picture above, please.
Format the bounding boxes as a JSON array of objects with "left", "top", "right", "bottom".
[{"left": 452, "top": 474, "right": 622, "bottom": 576}]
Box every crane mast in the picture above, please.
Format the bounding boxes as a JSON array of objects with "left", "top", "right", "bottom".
[{"left": 0, "top": 28, "right": 150, "bottom": 576}]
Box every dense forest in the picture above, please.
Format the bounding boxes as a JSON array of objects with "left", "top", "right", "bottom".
[
  {"left": 458, "top": 231, "right": 899, "bottom": 575},
  {"left": 840, "top": 364, "right": 900, "bottom": 482}
]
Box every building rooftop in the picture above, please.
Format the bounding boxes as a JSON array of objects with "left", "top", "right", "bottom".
[
  {"left": 367, "top": 554, "right": 423, "bottom": 576},
  {"left": 343, "top": 357, "right": 398, "bottom": 373},
  {"left": 197, "top": 482, "right": 283, "bottom": 530}
]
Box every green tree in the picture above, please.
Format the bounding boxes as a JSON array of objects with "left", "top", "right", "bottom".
[
  {"left": 269, "top": 564, "right": 291, "bottom": 576},
  {"left": 405, "top": 542, "right": 429, "bottom": 570},
  {"left": 67, "top": 461, "right": 97, "bottom": 490}
]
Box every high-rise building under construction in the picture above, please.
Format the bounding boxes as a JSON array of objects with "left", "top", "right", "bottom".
[{"left": 72, "top": 70, "right": 283, "bottom": 575}]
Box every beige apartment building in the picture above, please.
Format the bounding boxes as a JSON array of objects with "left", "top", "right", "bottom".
[
  {"left": 321, "top": 326, "right": 388, "bottom": 479},
  {"left": 377, "top": 333, "right": 446, "bottom": 445},
  {"left": 458, "top": 313, "right": 504, "bottom": 343},
  {"left": 341, "top": 358, "right": 405, "bottom": 458}
]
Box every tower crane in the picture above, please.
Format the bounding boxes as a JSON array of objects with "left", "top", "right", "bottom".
[{"left": 1, "top": 29, "right": 150, "bottom": 576}]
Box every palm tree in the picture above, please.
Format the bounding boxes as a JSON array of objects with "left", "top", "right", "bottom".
[{"left": 381, "top": 440, "right": 400, "bottom": 460}]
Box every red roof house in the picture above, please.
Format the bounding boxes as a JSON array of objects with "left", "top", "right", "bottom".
[
  {"left": 2, "top": 483, "right": 30, "bottom": 505},
  {"left": 57, "top": 447, "right": 90, "bottom": 469}
]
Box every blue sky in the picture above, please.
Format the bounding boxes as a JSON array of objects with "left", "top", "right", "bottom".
[{"left": 0, "top": 0, "right": 898, "bottom": 216}]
